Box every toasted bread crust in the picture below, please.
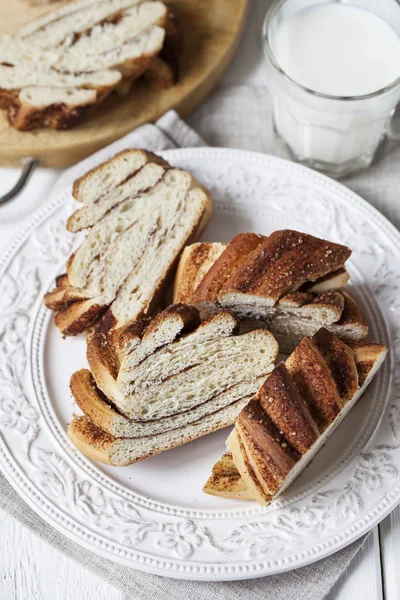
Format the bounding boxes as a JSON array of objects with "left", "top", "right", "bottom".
[
  {"left": 194, "top": 233, "right": 265, "bottom": 302},
  {"left": 219, "top": 230, "right": 351, "bottom": 300},
  {"left": 173, "top": 242, "right": 227, "bottom": 304},
  {"left": 68, "top": 416, "right": 115, "bottom": 464},
  {"left": 257, "top": 363, "right": 320, "bottom": 452},
  {"left": 203, "top": 453, "right": 253, "bottom": 499},
  {"left": 286, "top": 337, "right": 343, "bottom": 430},
  {"left": 140, "top": 303, "right": 200, "bottom": 344},
  {"left": 227, "top": 428, "right": 270, "bottom": 505},
  {"left": 312, "top": 328, "right": 358, "bottom": 403},
  {"left": 70, "top": 369, "right": 116, "bottom": 434},
  {"left": 68, "top": 398, "right": 244, "bottom": 466},
  {"left": 347, "top": 340, "right": 388, "bottom": 386},
  {"left": 238, "top": 401, "right": 299, "bottom": 490},
  {"left": 54, "top": 299, "right": 107, "bottom": 336},
  {"left": 205, "top": 335, "right": 387, "bottom": 504},
  {"left": 333, "top": 290, "right": 368, "bottom": 330}
]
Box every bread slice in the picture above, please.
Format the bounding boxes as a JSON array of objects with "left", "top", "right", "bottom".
[
  {"left": 67, "top": 304, "right": 279, "bottom": 464},
  {"left": 44, "top": 150, "right": 213, "bottom": 336},
  {"left": 71, "top": 368, "right": 267, "bottom": 438},
  {"left": 68, "top": 396, "right": 252, "bottom": 466},
  {"left": 85, "top": 305, "right": 278, "bottom": 420},
  {"left": 204, "top": 330, "right": 387, "bottom": 505},
  {"left": 202, "top": 452, "right": 254, "bottom": 500},
  {"left": 1, "top": 1, "right": 178, "bottom": 130},
  {"left": 173, "top": 235, "right": 367, "bottom": 351},
  {"left": 173, "top": 242, "right": 228, "bottom": 305},
  {"left": 0, "top": 35, "right": 121, "bottom": 130},
  {"left": 115, "top": 310, "right": 278, "bottom": 422}
]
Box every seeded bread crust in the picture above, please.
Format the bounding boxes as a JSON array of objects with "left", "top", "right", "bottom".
[
  {"left": 173, "top": 235, "right": 368, "bottom": 350},
  {"left": 204, "top": 330, "right": 387, "bottom": 505}
]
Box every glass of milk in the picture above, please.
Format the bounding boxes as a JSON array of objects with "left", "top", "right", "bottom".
[{"left": 262, "top": 0, "right": 400, "bottom": 177}]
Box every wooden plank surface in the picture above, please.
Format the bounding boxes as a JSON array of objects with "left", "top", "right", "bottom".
[{"left": 380, "top": 506, "right": 400, "bottom": 600}]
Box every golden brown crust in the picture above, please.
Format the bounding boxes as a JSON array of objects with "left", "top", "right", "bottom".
[
  {"left": 55, "top": 273, "right": 69, "bottom": 288},
  {"left": 68, "top": 416, "right": 115, "bottom": 465},
  {"left": 68, "top": 399, "right": 243, "bottom": 466},
  {"left": 333, "top": 290, "right": 368, "bottom": 330},
  {"left": 203, "top": 453, "right": 252, "bottom": 500},
  {"left": 70, "top": 369, "right": 116, "bottom": 434},
  {"left": 54, "top": 298, "right": 107, "bottom": 336},
  {"left": 140, "top": 303, "right": 200, "bottom": 344},
  {"left": 173, "top": 242, "right": 227, "bottom": 304},
  {"left": 112, "top": 316, "right": 151, "bottom": 356},
  {"left": 85, "top": 329, "right": 124, "bottom": 405},
  {"left": 238, "top": 399, "right": 299, "bottom": 493},
  {"left": 347, "top": 340, "right": 388, "bottom": 386},
  {"left": 7, "top": 98, "right": 98, "bottom": 132},
  {"left": 205, "top": 332, "right": 388, "bottom": 505},
  {"left": 257, "top": 363, "right": 320, "bottom": 452},
  {"left": 227, "top": 429, "right": 270, "bottom": 505},
  {"left": 312, "top": 328, "right": 358, "bottom": 403},
  {"left": 308, "top": 291, "right": 345, "bottom": 315},
  {"left": 220, "top": 230, "right": 351, "bottom": 302},
  {"left": 194, "top": 233, "right": 265, "bottom": 302},
  {"left": 43, "top": 287, "right": 70, "bottom": 311},
  {"left": 286, "top": 337, "right": 343, "bottom": 431}
]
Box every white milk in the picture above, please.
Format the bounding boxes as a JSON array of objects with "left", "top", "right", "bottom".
[
  {"left": 272, "top": 4, "right": 400, "bottom": 97},
  {"left": 264, "top": 1, "right": 400, "bottom": 174}
]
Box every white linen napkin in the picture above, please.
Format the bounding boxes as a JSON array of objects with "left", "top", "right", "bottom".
[{"left": 0, "top": 107, "right": 372, "bottom": 599}]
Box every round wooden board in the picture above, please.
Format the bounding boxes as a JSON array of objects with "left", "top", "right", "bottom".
[{"left": 0, "top": 0, "right": 248, "bottom": 167}]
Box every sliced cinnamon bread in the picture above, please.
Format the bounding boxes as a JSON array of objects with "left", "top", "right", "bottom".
[
  {"left": 173, "top": 233, "right": 368, "bottom": 352},
  {"left": 44, "top": 150, "right": 213, "bottom": 335},
  {"left": 204, "top": 329, "right": 387, "bottom": 505},
  {"left": 0, "top": 0, "right": 180, "bottom": 130},
  {"left": 67, "top": 304, "right": 279, "bottom": 464}
]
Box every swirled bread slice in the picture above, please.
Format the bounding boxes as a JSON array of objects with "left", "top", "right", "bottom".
[
  {"left": 68, "top": 397, "right": 252, "bottom": 466},
  {"left": 0, "top": 1, "right": 176, "bottom": 129},
  {"left": 204, "top": 330, "right": 387, "bottom": 505},
  {"left": 67, "top": 305, "right": 279, "bottom": 465},
  {"left": 70, "top": 368, "right": 266, "bottom": 438},
  {"left": 44, "top": 150, "right": 213, "bottom": 335},
  {"left": 173, "top": 234, "right": 367, "bottom": 351},
  {"left": 85, "top": 305, "right": 278, "bottom": 421}
]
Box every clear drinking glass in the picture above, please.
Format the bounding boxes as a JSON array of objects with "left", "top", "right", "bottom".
[{"left": 262, "top": 0, "right": 400, "bottom": 177}]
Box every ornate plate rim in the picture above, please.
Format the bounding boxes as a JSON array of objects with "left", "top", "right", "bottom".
[{"left": 0, "top": 147, "right": 399, "bottom": 581}]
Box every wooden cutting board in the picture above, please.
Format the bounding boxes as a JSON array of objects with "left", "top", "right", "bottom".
[{"left": 0, "top": 0, "right": 248, "bottom": 167}]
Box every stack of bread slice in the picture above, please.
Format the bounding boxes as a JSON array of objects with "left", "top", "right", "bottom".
[
  {"left": 204, "top": 328, "right": 387, "bottom": 505},
  {"left": 42, "top": 149, "right": 387, "bottom": 507},
  {"left": 174, "top": 232, "right": 368, "bottom": 352},
  {"left": 0, "top": 0, "right": 181, "bottom": 130},
  {"left": 44, "top": 149, "right": 213, "bottom": 335},
  {"left": 68, "top": 304, "right": 279, "bottom": 465}
]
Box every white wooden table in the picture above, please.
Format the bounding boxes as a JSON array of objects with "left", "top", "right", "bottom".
[{"left": 1, "top": 1, "right": 399, "bottom": 597}]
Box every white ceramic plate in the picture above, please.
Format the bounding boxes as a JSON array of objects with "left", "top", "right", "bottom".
[{"left": 0, "top": 148, "right": 399, "bottom": 581}]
